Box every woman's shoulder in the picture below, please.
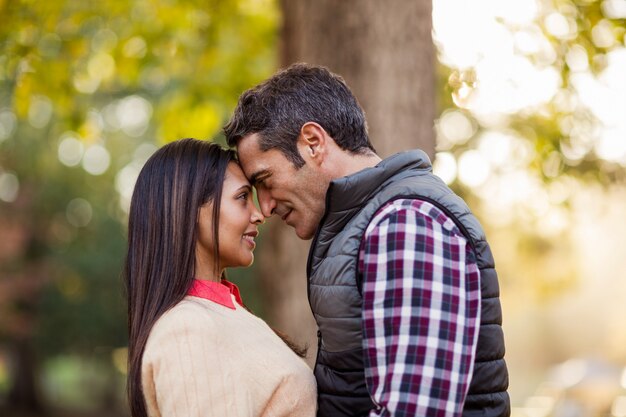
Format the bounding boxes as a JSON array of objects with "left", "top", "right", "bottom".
[
  {"left": 145, "top": 298, "right": 219, "bottom": 347},
  {"left": 164, "top": 296, "right": 210, "bottom": 316}
]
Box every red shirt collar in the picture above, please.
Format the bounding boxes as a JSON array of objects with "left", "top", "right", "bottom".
[{"left": 187, "top": 279, "right": 244, "bottom": 310}]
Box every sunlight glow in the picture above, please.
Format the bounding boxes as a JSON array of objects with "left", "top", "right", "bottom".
[
  {"left": 102, "top": 101, "right": 120, "bottom": 131},
  {"left": 432, "top": 152, "right": 457, "bottom": 185},
  {"left": 434, "top": 0, "right": 539, "bottom": 68},
  {"left": 468, "top": 56, "right": 561, "bottom": 115},
  {"left": 73, "top": 72, "right": 100, "bottom": 94},
  {"left": 595, "top": 128, "right": 626, "bottom": 164},
  {"left": 475, "top": 170, "right": 545, "bottom": 224},
  {"left": 493, "top": 0, "right": 539, "bottom": 25},
  {"left": 433, "top": 0, "right": 538, "bottom": 69},
  {"left": 82, "top": 145, "right": 110, "bottom": 175},
  {"left": 115, "top": 163, "right": 141, "bottom": 213},
  {"left": 436, "top": 110, "right": 475, "bottom": 149},
  {"left": 133, "top": 142, "right": 157, "bottom": 162},
  {"left": 523, "top": 396, "right": 554, "bottom": 417},
  {"left": 434, "top": 0, "right": 625, "bottom": 162},
  {"left": 561, "top": 125, "right": 596, "bottom": 164},
  {"left": 612, "top": 396, "right": 626, "bottom": 417},
  {"left": 0, "top": 172, "right": 19, "bottom": 203},
  {"left": 0, "top": 109, "right": 16, "bottom": 142},
  {"left": 542, "top": 151, "right": 562, "bottom": 178},
  {"left": 431, "top": 3, "right": 626, "bottom": 413},
  {"left": 570, "top": 47, "right": 626, "bottom": 165},
  {"left": 547, "top": 179, "right": 572, "bottom": 204},
  {"left": 476, "top": 131, "right": 517, "bottom": 168},
  {"left": 514, "top": 26, "right": 544, "bottom": 55},
  {"left": 591, "top": 19, "right": 616, "bottom": 49},
  {"left": 544, "top": 13, "right": 575, "bottom": 40},
  {"left": 58, "top": 132, "right": 85, "bottom": 167},
  {"left": 116, "top": 95, "right": 152, "bottom": 137},
  {"left": 88, "top": 53, "right": 116, "bottom": 81},
  {"left": 28, "top": 95, "right": 53, "bottom": 128},
  {"left": 91, "top": 28, "right": 118, "bottom": 52},
  {"left": 600, "top": 48, "right": 626, "bottom": 91},
  {"left": 566, "top": 44, "right": 589, "bottom": 72},
  {"left": 458, "top": 150, "right": 490, "bottom": 187},
  {"left": 123, "top": 36, "right": 147, "bottom": 58},
  {"left": 115, "top": 142, "right": 157, "bottom": 212},
  {"left": 550, "top": 359, "right": 587, "bottom": 388},
  {"left": 603, "top": 0, "right": 626, "bottom": 19},
  {"left": 434, "top": 1, "right": 513, "bottom": 68},
  {"left": 537, "top": 206, "right": 569, "bottom": 237},
  {"left": 526, "top": 187, "right": 551, "bottom": 218},
  {"left": 571, "top": 72, "right": 619, "bottom": 125}
]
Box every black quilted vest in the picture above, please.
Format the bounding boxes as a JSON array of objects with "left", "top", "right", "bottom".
[{"left": 307, "top": 150, "right": 510, "bottom": 417}]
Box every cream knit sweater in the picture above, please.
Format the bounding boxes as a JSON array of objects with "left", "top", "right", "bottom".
[{"left": 141, "top": 294, "right": 317, "bottom": 417}]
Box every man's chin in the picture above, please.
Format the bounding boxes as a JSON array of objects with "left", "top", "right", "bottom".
[
  {"left": 289, "top": 214, "right": 322, "bottom": 240},
  {"left": 293, "top": 225, "right": 315, "bottom": 241}
]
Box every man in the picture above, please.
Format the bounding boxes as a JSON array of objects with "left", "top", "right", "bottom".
[{"left": 224, "top": 63, "right": 510, "bottom": 417}]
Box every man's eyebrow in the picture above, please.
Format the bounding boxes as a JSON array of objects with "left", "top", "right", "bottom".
[{"left": 249, "top": 169, "right": 270, "bottom": 186}]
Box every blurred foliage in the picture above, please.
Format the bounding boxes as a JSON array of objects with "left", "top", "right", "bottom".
[
  {"left": 434, "top": 0, "right": 626, "bottom": 306},
  {"left": 441, "top": 0, "right": 626, "bottom": 187},
  {"left": 0, "top": 0, "right": 278, "bottom": 410}
]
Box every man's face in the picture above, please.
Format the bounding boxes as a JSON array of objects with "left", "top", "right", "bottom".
[{"left": 236, "top": 133, "right": 328, "bottom": 240}]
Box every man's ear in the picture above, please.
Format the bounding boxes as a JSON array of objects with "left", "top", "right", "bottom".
[{"left": 297, "top": 122, "right": 328, "bottom": 164}]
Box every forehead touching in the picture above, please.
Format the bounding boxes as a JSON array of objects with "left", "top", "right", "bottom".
[
  {"left": 236, "top": 134, "right": 289, "bottom": 184},
  {"left": 223, "top": 162, "right": 251, "bottom": 191}
]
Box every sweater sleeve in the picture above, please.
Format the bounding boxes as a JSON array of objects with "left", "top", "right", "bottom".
[{"left": 141, "top": 305, "right": 248, "bottom": 417}]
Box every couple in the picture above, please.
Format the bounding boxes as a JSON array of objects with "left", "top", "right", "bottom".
[{"left": 124, "top": 64, "right": 510, "bottom": 417}]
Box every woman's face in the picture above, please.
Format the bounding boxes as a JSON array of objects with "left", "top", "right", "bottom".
[{"left": 196, "top": 163, "right": 264, "bottom": 274}]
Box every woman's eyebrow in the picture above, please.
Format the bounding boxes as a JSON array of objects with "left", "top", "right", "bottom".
[{"left": 235, "top": 184, "right": 252, "bottom": 193}]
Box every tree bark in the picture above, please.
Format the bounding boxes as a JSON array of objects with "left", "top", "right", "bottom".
[
  {"left": 7, "top": 339, "right": 43, "bottom": 413},
  {"left": 256, "top": 218, "right": 315, "bottom": 363},
  {"left": 260, "top": 0, "right": 436, "bottom": 364},
  {"left": 280, "top": 0, "right": 436, "bottom": 158}
]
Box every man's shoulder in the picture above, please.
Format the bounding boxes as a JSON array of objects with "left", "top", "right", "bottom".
[{"left": 365, "top": 198, "right": 460, "bottom": 236}]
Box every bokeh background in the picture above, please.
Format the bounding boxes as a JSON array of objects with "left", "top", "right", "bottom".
[{"left": 1, "top": 0, "right": 626, "bottom": 416}]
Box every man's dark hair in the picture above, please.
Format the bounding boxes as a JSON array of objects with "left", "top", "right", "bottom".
[{"left": 224, "top": 63, "right": 375, "bottom": 168}]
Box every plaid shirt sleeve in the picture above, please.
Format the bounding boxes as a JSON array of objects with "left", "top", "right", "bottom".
[{"left": 358, "top": 199, "right": 481, "bottom": 417}]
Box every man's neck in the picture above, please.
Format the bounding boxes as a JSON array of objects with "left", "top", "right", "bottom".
[{"left": 333, "top": 151, "right": 382, "bottom": 179}]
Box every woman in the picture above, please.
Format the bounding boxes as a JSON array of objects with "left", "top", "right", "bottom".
[{"left": 124, "top": 138, "right": 316, "bottom": 417}]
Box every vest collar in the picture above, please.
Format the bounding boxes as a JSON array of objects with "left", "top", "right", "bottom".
[
  {"left": 325, "top": 149, "right": 432, "bottom": 214},
  {"left": 306, "top": 149, "right": 432, "bottom": 277}
]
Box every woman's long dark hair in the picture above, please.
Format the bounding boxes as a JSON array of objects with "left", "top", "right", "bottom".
[{"left": 123, "top": 138, "right": 235, "bottom": 417}]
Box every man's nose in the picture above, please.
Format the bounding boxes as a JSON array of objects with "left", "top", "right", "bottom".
[
  {"left": 250, "top": 205, "right": 265, "bottom": 225},
  {"left": 257, "top": 189, "right": 276, "bottom": 217}
]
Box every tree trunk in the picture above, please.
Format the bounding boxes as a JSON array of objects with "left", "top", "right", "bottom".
[
  {"left": 280, "top": 0, "right": 436, "bottom": 158},
  {"left": 256, "top": 218, "right": 316, "bottom": 363},
  {"left": 260, "top": 0, "right": 436, "bottom": 364},
  {"left": 7, "top": 339, "right": 43, "bottom": 413}
]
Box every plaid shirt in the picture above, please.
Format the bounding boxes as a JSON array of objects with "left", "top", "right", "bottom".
[{"left": 358, "top": 199, "right": 481, "bottom": 417}]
